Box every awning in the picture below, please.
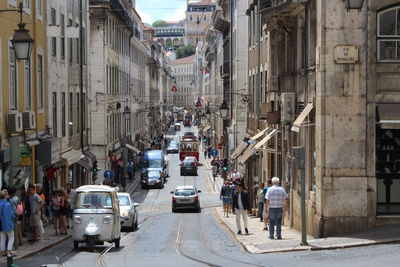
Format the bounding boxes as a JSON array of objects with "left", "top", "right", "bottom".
[
  {"left": 26, "top": 139, "right": 40, "bottom": 147},
  {"left": 61, "top": 149, "right": 83, "bottom": 165},
  {"left": 250, "top": 127, "right": 270, "bottom": 140},
  {"left": 377, "top": 104, "right": 400, "bottom": 129},
  {"left": 291, "top": 102, "right": 313, "bottom": 132},
  {"left": 238, "top": 142, "right": 257, "bottom": 165},
  {"left": 83, "top": 150, "right": 96, "bottom": 161},
  {"left": 254, "top": 129, "right": 279, "bottom": 150},
  {"left": 76, "top": 157, "right": 92, "bottom": 170},
  {"left": 230, "top": 140, "right": 249, "bottom": 160},
  {"left": 126, "top": 144, "right": 140, "bottom": 154}
]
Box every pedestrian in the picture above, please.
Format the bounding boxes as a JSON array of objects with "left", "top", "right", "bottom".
[
  {"left": 257, "top": 186, "right": 265, "bottom": 222},
  {"left": 207, "top": 145, "right": 212, "bottom": 159},
  {"left": 220, "top": 181, "right": 233, "bottom": 217},
  {"left": 262, "top": 180, "right": 272, "bottom": 231},
  {"left": 265, "top": 177, "right": 288, "bottom": 240},
  {"left": 7, "top": 187, "right": 21, "bottom": 250},
  {"left": 232, "top": 184, "right": 250, "bottom": 235},
  {"left": 27, "top": 184, "right": 43, "bottom": 242},
  {"left": 128, "top": 160, "right": 134, "bottom": 181},
  {"left": 58, "top": 188, "right": 69, "bottom": 235},
  {"left": 204, "top": 148, "right": 207, "bottom": 158},
  {"left": 51, "top": 190, "right": 61, "bottom": 235},
  {"left": 212, "top": 164, "right": 218, "bottom": 183},
  {"left": 0, "top": 189, "right": 16, "bottom": 256}
]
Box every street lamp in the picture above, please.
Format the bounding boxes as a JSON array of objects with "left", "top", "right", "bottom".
[
  {"left": 345, "top": 0, "right": 364, "bottom": 10},
  {"left": 0, "top": 3, "right": 34, "bottom": 61},
  {"left": 123, "top": 106, "right": 131, "bottom": 121},
  {"left": 219, "top": 101, "right": 229, "bottom": 119}
]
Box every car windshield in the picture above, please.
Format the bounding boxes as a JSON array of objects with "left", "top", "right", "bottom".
[
  {"left": 143, "top": 159, "right": 162, "bottom": 168},
  {"left": 118, "top": 195, "right": 131, "bottom": 206},
  {"left": 175, "top": 189, "right": 196, "bottom": 196},
  {"left": 75, "top": 192, "right": 113, "bottom": 209},
  {"left": 147, "top": 171, "right": 161, "bottom": 178},
  {"left": 168, "top": 144, "right": 177, "bottom": 148}
]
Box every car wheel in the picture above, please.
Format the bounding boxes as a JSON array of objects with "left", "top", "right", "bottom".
[
  {"left": 134, "top": 216, "right": 138, "bottom": 230},
  {"left": 197, "top": 207, "right": 201, "bottom": 213},
  {"left": 74, "top": 241, "right": 79, "bottom": 249},
  {"left": 141, "top": 184, "right": 146, "bottom": 190}
]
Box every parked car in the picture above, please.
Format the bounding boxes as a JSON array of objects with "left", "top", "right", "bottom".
[
  {"left": 117, "top": 192, "right": 139, "bottom": 231},
  {"left": 167, "top": 142, "right": 179, "bottom": 153},
  {"left": 171, "top": 185, "right": 201, "bottom": 212},
  {"left": 180, "top": 156, "right": 198, "bottom": 176}
]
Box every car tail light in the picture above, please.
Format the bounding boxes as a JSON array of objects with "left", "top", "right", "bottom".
[
  {"left": 194, "top": 196, "right": 198, "bottom": 201},
  {"left": 172, "top": 197, "right": 176, "bottom": 202},
  {"left": 193, "top": 162, "right": 197, "bottom": 166}
]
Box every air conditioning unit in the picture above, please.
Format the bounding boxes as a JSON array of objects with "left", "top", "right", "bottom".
[
  {"left": 7, "top": 113, "right": 23, "bottom": 133},
  {"left": 260, "top": 102, "right": 269, "bottom": 119},
  {"left": 281, "top": 93, "right": 296, "bottom": 122},
  {"left": 269, "top": 76, "right": 279, "bottom": 91},
  {"left": 22, "top": 111, "right": 36, "bottom": 130}
]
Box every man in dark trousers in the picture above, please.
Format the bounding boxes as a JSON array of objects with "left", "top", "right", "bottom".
[{"left": 232, "top": 183, "right": 250, "bottom": 235}]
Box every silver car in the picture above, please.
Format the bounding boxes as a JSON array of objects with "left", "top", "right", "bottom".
[
  {"left": 117, "top": 192, "right": 139, "bottom": 231},
  {"left": 171, "top": 185, "right": 201, "bottom": 212}
]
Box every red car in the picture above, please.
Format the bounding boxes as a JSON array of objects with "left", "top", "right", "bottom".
[{"left": 183, "top": 120, "right": 191, "bottom": 127}]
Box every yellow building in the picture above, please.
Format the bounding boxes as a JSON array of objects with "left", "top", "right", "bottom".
[
  {"left": 0, "top": 0, "right": 47, "bottom": 189},
  {"left": 184, "top": 0, "right": 216, "bottom": 46}
]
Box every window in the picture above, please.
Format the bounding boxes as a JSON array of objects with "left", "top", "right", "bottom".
[
  {"left": 204, "top": 15, "right": 206, "bottom": 21},
  {"left": 23, "top": 0, "right": 30, "bottom": 8},
  {"left": 9, "top": 46, "right": 17, "bottom": 109},
  {"left": 52, "top": 37, "right": 57, "bottom": 57},
  {"left": 76, "top": 38, "right": 79, "bottom": 63},
  {"left": 82, "top": 27, "right": 86, "bottom": 64},
  {"left": 69, "top": 38, "right": 73, "bottom": 62},
  {"left": 24, "top": 59, "right": 32, "bottom": 109},
  {"left": 378, "top": 7, "right": 400, "bottom": 61},
  {"left": 60, "top": 14, "right": 65, "bottom": 59},
  {"left": 76, "top": 93, "right": 80, "bottom": 134},
  {"left": 62, "top": 92, "right": 66, "bottom": 137},
  {"left": 38, "top": 55, "right": 44, "bottom": 109},
  {"left": 69, "top": 92, "right": 73, "bottom": 136},
  {"left": 53, "top": 92, "right": 57, "bottom": 137},
  {"left": 190, "top": 15, "right": 192, "bottom": 21},
  {"left": 36, "top": 0, "right": 42, "bottom": 17},
  {"left": 50, "top": 8, "right": 56, "bottom": 25}
]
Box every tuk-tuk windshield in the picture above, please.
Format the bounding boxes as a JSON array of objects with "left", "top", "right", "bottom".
[{"left": 75, "top": 192, "right": 113, "bottom": 209}]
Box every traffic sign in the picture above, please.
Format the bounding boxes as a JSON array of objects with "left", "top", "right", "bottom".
[
  {"left": 218, "top": 143, "right": 223, "bottom": 149},
  {"left": 104, "top": 169, "right": 115, "bottom": 180},
  {"left": 171, "top": 85, "right": 178, "bottom": 92},
  {"left": 210, "top": 149, "right": 218, "bottom": 157}
]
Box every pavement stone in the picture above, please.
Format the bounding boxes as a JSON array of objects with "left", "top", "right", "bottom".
[{"left": 215, "top": 207, "right": 400, "bottom": 254}]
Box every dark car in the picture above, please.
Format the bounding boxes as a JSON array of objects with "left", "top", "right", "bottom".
[
  {"left": 183, "top": 120, "right": 191, "bottom": 127},
  {"left": 141, "top": 170, "right": 165, "bottom": 189},
  {"left": 167, "top": 142, "right": 179, "bottom": 153},
  {"left": 180, "top": 157, "right": 198, "bottom": 176}
]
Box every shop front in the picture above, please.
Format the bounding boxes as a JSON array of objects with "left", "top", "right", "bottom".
[
  {"left": 37, "top": 138, "right": 62, "bottom": 194},
  {"left": 0, "top": 148, "right": 11, "bottom": 190}
]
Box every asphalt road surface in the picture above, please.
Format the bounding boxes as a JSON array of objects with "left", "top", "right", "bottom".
[{"left": 16, "top": 125, "right": 400, "bottom": 267}]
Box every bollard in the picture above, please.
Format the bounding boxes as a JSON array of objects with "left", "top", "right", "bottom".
[{"left": 7, "top": 255, "right": 19, "bottom": 267}]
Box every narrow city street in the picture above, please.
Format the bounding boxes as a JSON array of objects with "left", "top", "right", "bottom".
[{"left": 13, "top": 126, "right": 400, "bottom": 267}]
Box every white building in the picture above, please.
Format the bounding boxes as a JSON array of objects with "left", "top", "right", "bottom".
[{"left": 171, "top": 55, "right": 196, "bottom": 108}]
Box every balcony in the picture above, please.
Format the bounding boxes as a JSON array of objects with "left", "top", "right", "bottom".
[
  {"left": 90, "top": 0, "right": 134, "bottom": 33},
  {"left": 260, "top": 0, "right": 308, "bottom": 17}
]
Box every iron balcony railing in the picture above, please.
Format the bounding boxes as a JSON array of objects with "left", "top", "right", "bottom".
[{"left": 90, "top": 0, "right": 134, "bottom": 33}]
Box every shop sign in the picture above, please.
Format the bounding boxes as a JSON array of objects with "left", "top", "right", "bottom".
[
  {"left": 334, "top": 45, "right": 359, "bottom": 64},
  {"left": 20, "top": 145, "right": 32, "bottom": 158}
]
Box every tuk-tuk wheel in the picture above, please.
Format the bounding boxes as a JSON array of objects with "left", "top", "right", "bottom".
[
  {"left": 115, "top": 238, "right": 120, "bottom": 248},
  {"left": 88, "top": 237, "right": 95, "bottom": 252},
  {"left": 74, "top": 241, "right": 79, "bottom": 249}
]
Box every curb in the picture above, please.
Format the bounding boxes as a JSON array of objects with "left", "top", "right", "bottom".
[
  {"left": 16, "top": 234, "right": 72, "bottom": 261},
  {"left": 214, "top": 208, "right": 400, "bottom": 254}
]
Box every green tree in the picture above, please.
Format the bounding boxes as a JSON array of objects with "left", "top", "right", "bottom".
[
  {"left": 166, "top": 39, "right": 173, "bottom": 48},
  {"left": 152, "top": 20, "right": 167, "bottom": 27},
  {"left": 176, "top": 45, "right": 196, "bottom": 59}
]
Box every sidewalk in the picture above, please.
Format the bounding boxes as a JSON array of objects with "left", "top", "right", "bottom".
[
  {"left": 0, "top": 177, "right": 141, "bottom": 264},
  {"left": 215, "top": 207, "right": 400, "bottom": 254}
]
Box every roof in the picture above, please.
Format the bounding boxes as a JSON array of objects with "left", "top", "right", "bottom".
[
  {"left": 171, "top": 54, "right": 195, "bottom": 65},
  {"left": 175, "top": 185, "right": 196, "bottom": 190},
  {"left": 188, "top": 0, "right": 216, "bottom": 6},
  {"left": 76, "top": 185, "right": 116, "bottom": 192}
]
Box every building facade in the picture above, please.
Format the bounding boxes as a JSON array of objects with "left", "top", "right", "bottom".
[
  {"left": 0, "top": 0, "right": 48, "bottom": 191},
  {"left": 171, "top": 55, "right": 196, "bottom": 108},
  {"left": 184, "top": 0, "right": 216, "bottom": 46},
  {"left": 153, "top": 21, "right": 185, "bottom": 49}
]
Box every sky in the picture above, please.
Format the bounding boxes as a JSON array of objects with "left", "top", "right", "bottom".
[{"left": 136, "top": 0, "right": 188, "bottom": 25}]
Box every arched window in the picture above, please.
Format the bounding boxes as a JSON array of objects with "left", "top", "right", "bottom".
[{"left": 377, "top": 6, "right": 400, "bottom": 62}]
